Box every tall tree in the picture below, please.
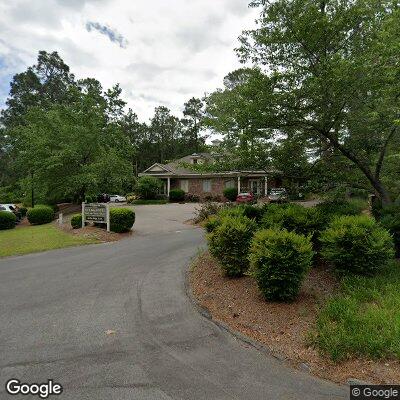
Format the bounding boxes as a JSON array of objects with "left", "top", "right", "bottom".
[
  {"left": 237, "top": 0, "right": 400, "bottom": 204},
  {"left": 182, "top": 97, "right": 205, "bottom": 152}
]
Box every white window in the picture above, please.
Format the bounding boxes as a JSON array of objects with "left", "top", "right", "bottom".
[
  {"left": 202, "top": 179, "right": 212, "bottom": 192},
  {"left": 180, "top": 179, "right": 189, "bottom": 192},
  {"left": 224, "top": 180, "right": 235, "bottom": 189}
]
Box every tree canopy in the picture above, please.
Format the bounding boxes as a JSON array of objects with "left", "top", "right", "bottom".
[{"left": 205, "top": 0, "right": 400, "bottom": 203}]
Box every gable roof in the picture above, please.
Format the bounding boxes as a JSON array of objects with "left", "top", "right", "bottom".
[
  {"left": 142, "top": 163, "right": 173, "bottom": 174},
  {"left": 139, "top": 153, "right": 278, "bottom": 178}
]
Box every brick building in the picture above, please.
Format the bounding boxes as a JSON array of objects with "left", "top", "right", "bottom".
[{"left": 139, "top": 153, "right": 281, "bottom": 200}]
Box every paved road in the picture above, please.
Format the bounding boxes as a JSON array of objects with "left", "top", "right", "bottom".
[{"left": 0, "top": 204, "right": 347, "bottom": 399}]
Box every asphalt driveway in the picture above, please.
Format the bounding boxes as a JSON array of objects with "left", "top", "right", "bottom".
[{"left": 0, "top": 204, "right": 346, "bottom": 399}]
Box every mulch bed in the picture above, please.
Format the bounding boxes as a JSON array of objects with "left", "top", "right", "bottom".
[
  {"left": 189, "top": 252, "right": 400, "bottom": 384},
  {"left": 60, "top": 221, "right": 132, "bottom": 242}
]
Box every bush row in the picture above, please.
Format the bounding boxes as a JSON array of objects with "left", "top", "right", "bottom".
[{"left": 206, "top": 199, "right": 396, "bottom": 302}]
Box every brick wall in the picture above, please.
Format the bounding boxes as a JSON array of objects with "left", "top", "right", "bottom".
[{"left": 170, "top": 176, "right": 279, "bottom": 200}]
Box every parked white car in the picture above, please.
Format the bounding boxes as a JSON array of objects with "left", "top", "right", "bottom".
[
  {"left": 268, "top": 188, "right": 288, "bottom": 203},
  {"left": 0, "top": 204, "right": 20, "bottom": 221},
  {"left": 109, "top": 195, "right": 127, "bottom": 203}
]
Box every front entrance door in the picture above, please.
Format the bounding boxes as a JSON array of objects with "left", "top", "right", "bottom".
[{"left": 249, "top": 179, "right": 261, "bottom": 196}]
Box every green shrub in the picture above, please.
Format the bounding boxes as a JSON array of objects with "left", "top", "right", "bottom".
[
  {"left": 18, "top": 207, "right": 28, "bottom": 218},
  {"left": 207, "top": 215, "right": 257, "bottom": 277},
  {"left": 110, "top": 208, "right": 135, "bottom": 233},
  {"left": 169, "top": 188, "right": 185, "bottom": 202},
  {"left": 320, "top": 215, "right": 395, "bottom": 276},
  {"left": 71, "top": 214, "right": 82, "bottom": 229},
  {"left": 223, "top": 187, "right": 238, "bottom": 202},
  {"left": 239, "top": 204, "right": 263, "bottom": 221},
  {"left": 136, "top": 176, "right": 162, "bottom": 200},
  {"left": 27, "top": 205, "right": 54, "bottom": 225},
  {"left": 262, "top": 203, "right": 324, "bottom": 243},
  {"left": 194, "top": 202, "right": 225, "bottom": 223},
  {"left": 380, "top": 211, "right": 400, "bottom": 258},
  {"left": 0, "top": 211, "right": 16, "bottom": 230},
  {"left": 204, "top": 215, "right": 221, "bottom": 233},
  {"left": 316, "top": 198, "right": 366, "bottom": 222},
  {"left": 249, "top": 229, "right": 313, "bottom": 301}
]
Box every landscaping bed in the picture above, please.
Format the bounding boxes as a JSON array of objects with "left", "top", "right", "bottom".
[
  {"left": 190, "top": 252, "right": 400, "bottom": 384},
  {"left": 189, "top": 199, "right": 400, "bottom": 385}
]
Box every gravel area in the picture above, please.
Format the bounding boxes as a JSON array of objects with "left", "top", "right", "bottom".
[{"left": 189, "top": 252, "right": 400, "bottom": 384}]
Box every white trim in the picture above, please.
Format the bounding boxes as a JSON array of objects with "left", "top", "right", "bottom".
[
  {"left": 167, "top": 177, "right": 170, "bottom": 196},
  {"left": 142, "top": 163, "right": 172, "bottom": 174}
]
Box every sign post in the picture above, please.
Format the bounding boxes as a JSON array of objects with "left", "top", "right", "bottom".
[{"left": 82, "top": 203, "right": 110, "bottom": 232}]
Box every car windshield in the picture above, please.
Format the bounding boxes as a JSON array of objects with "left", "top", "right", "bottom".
[
  {"left": 271, "top": 189, "right": 285, "bottom": 193},
  {"left": 239, "top": 193, "right": 251, "bottom": 196}
]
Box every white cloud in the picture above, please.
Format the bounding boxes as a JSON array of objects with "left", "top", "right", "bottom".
[{"left": 0, "top": 0, "right": 258, "bottom": 121}]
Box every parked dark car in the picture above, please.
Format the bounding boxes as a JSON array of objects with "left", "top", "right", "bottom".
[
  {"left": 97, "top": 193, "right": 110, "bottom": 203},
  {"left": 236, "top": 192, "right": 255, "bottom": 204}
]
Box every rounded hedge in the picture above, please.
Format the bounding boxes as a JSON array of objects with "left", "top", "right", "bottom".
[
  {"left": 207, "top": 215, "right": 257, "bottom": 277},
  {"left": 71, "top": 214, "right": 82, "bottom": 229},
  {"left": 0, "top": 211, "right": 16, "bottom": 230},
  {"left": 249, "top": 228, "right": 313, "bottom": 301},
  {"left": 169, "top": 188, "right": 185, "bottom": 202},
  {"left": 262, "top": 203, "right": 324, "bottom": 243},
  {"left": 27, "top": 205, "right": 55, "bottom": 225},
  {"left": 223, "top": 187, "right": 238, "bottom": 202},
  {"left": 110, "top": 208, "right": 135, "bottom": 233},
  {"left": 320, "top": 215, "right": 395, "bottom": 276}
]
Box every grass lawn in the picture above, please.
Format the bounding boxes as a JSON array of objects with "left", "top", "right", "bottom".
[
  {"left": 313, "top": 261, "right": 400, "bottom": 361},
  {"left": 0, "top": 223, "right": 99, "bottom": 257}
]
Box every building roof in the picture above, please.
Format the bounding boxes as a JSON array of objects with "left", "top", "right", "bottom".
[{"left": 140, "top": 153, "right": 279, "bottom": 178}]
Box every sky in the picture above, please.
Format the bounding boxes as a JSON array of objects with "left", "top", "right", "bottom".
[{"left": 0, "top": 0, "right": 258, "bottom": 122}]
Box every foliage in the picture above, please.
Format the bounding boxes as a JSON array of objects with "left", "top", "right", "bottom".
[
  {"left": 129, "top": 199, "right": 168, "bottom": 205},
  {"left": 207, "top": 215, "right": 257, "bottom": 277},
  {"left": 71, "top": 214, "right": 82, "bottom": 229},
  {"left": 223, "top": 187, "right": 238, "bottom": 202},
  {"left": 194, "top": 202, "right": 226, "bottom": 223},
  {"left": 312, "top": 263, "right": 400, "bottom": 361},
  {"left": 110, "top": 208, "right": 135, "bottom": 233},
  {"left": 261, "top": 203, "right": 324, "bottom": 243},
  {"left": 249, "top": 229, "right": 313, "bottom": 301},
  {"left": 169, "top": 188, "right": 185, "bottom": 202},
  {"left": 0, "top": 223, "right": 98, "bottom": 257},
  {"left": 208, "top": 1, "right": 400, "bottom": 204},
  {"left": 27, "top": 205, "right": 54, "bottom": 225},
  {"left": 184, "top": 193, "right": 200, "bottom": 203},
  {"left": 204, "top": 216, "right": 221, "bottom": 233},
  {"left": 136, "top": 176, "right": 162, "bottom": 200},
  {"left": 0, "top": 211, "right": 16, "bottom": 230},
  {"left": 316, "top": 198, "right": 366, "bottom": 222},
  {"left": 380, "top": 205, "right": 400, "bottom": 258},
  {"left": 18, "top": 207, "right": 28, "bottom": 218},
  {"left": 204, "top": 193, "right": 222, "bottom": 202},
  {"left": 320, "top": 215, "right": 395, "bottom": 276}
]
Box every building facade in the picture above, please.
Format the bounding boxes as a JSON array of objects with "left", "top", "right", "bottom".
[{"left": 139, "top": 153, "right": 281, "bottom": 200}]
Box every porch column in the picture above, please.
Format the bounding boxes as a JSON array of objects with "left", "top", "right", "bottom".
[
  {"left": 237, "top": 175, "right": 241, "bottom": 193},
  {"left": 264, "top": 176, "right": 268, "bottom": 196},
  {"left": 167, "top": 177, "right": 171, "bottom": 197}
]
